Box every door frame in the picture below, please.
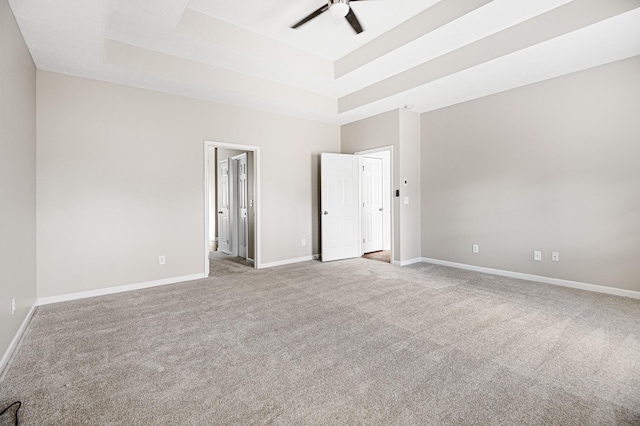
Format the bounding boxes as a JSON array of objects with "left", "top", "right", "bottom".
[
  {"left": 355, "top": 145, "right": 394, "bottom": 263},
  {"left": 204, "top": 141, "right": 261, "bottom": 274}
]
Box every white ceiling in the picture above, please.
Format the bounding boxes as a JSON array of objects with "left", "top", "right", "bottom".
[{"left": 9, "top": 0, "right": 640, "bottom": 125}]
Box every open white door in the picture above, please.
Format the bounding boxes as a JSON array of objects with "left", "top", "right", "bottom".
[
  {"left": 362, "top": 156, "right": 383, "bottom": 253},
  {"left": 218, "top": 159, "right": 231, "bottom": 254},
  {"left": 235, "top": 153, "right": 248, "bottom": 260},
  {"left": 321, "top": 153, "right": 361, "bottom": 262}
]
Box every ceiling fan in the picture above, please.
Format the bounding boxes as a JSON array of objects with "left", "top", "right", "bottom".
[{"left": 291, "top": 0, "right": 369, "bottom": 34}]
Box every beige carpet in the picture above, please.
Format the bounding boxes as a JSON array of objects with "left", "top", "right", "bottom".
[
  {"left": 209, "top": 251, "right": 253, "bottom": 277},
  {"left": 362, "top": 250, "right": 391, "bottom": 263},
  {"left": 1, "top": 258, "right": 639, "bottom": 425}
]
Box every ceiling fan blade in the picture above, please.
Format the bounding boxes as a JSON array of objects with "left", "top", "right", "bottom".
[
  {"left": 291, "top": 4, "right": 329, "bottom": 29},
  {"left": 345, "top": 8, "right": 364, "bottom": 34}
]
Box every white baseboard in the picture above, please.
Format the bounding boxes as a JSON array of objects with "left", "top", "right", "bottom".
[
  {"left": 1, "top": 302, "right": 37, "bottom": 376},
  {"left": 395, "top": 258, "right": 422, "bottom": 266},
  {"left": 421, "top": 257, "right": 640, "bottom": 300},
  {"left": 37, "top": 273, "right": 206, "bottom": 306},
  {"left": 260, "top": 254, "right": 319, "bottom": 269}
]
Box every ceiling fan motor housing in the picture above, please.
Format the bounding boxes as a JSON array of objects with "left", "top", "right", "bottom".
[{"left": 329, "top": 0, "right": 350, "bottom": 18}]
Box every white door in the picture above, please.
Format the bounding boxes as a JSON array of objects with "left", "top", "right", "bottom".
[
  {"left": 218, "top": 159, "right": 231, "bottom": 254},
  {"left": 362, "top": 157, "right": 383, "bottom": 253},
  {"left": 235, "top": 154, "right": 248, "bottom": 260},
  {"left": 321, "top": 153, "right": 361, "bottom": 262}
]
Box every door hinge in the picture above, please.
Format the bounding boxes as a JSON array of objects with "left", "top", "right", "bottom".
[
  {"left": 362, "top": 166, "right": 365, "bottom": 171},
  {"left": 363, "top": 238, "right": 365, "bottom": 244}
]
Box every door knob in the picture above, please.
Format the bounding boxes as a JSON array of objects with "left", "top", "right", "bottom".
[
  {"left": 218, "top": 211, "right": 223, "bottom": 214},
  {"left": 379, "top": 208, "right": 383, "bottom": 211},
  {"left": 323, "top": 211, "right": 328, "bottom": 215}
]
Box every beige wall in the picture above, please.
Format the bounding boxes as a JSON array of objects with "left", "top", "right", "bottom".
[
  {"left": 341, "top": 108, "right": 422, "bottom": 263},
  {"left": 37, "top": 71, "right": 339, "bottom": 298},
  {"left": 421, "top": 56, "right": 640, "bottom": 292},
  {"left": 0, "top": 0, "right": 37, "bottom": 365}
]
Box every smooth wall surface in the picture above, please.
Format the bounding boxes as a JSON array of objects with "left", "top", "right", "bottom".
[
  {"left": 37, "top": 71, "right": 339, "bottom": 298},
  {"left": 421, "top": 56, "right": 640, "bottom": 292},
  {"left": 398, "top": 109, "right": 422, "bottom": 262},
  {"left": 0, "top": 0, "right": 37, "bottom": 362}
]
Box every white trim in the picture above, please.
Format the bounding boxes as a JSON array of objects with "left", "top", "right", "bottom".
[
  {"left": 1, "top": 303, "right": 37, "bottom": 376},
  {"left": 260, "top": 254, "right": 320, "bottom": 269},
  {"left": 37, "top": 273, "right": 206, "bottom": 306},
  {"left": 397, "top": 257, "right": 422, "bottom": 266},
  {"left": 421, "top": 257, "right": 640, "bottom": 300}
]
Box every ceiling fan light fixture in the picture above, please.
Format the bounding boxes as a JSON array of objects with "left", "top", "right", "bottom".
[{"left": 329, "top": 0, "right": 350, "bottom": 18}]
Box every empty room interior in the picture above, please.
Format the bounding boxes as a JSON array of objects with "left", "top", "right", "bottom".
[{"left": 1, "top": 0, "right": 640, "bottom": 424}]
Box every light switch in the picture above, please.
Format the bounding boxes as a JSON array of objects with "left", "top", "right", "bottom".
[{"left": 404, "top": 197, "right": 409, "bottom": 205}]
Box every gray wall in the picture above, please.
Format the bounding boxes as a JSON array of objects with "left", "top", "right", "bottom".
[
  {"left": 0, "top": 0, "right": 37, "bottom": 365},
  {"left": 421, "top": 56, "right": 640, "bottom": 292},
  {"left": 37, "top": 71, "right": 339, "bottom": 298},
  {"left": 398, "top": 109, "right": 422, "bottom": 262}
]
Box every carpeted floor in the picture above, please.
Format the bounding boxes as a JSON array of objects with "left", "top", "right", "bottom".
[
  {"left": 209, "top": 251, "right": 253, "bottom": 277},
  {"left": 1, "top": 258, "right": 639, "bottom": 425}
]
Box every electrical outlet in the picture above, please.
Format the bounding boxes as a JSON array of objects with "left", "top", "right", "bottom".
[
  {"left": 534, "top": 251, "right": 542, "bottom": 261},
  {"left": 552, "top": 252, "right": 560, "bottom": 262},
  {"left": 159, "top": 255, "right": 166, "bottom": 265},
  {"left": 301, "top": 239, "right": 306, "bottom": 246},
  {"left": 11, "top": 297, "right": 16, "bottom": 315},
  {"left": 472, "top": 244, "right": 479, "bottom": 253}
]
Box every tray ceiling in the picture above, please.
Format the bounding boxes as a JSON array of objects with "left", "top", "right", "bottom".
[{"left": 9, "top": 0, "right": 640, "bottom": 124}]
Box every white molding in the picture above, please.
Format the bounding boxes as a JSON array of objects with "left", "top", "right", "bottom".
[
  {"left": 37, "top": 273, "right": 206, "bottom": 306},
  {"left": 1, "top": 302, "right": 37, "bottom": 376},
  {"left": 421, "top": 257, "right": 640, "bottom": 300},
  {"left": 260, "top": 254, "right": 319, "bottom": 269},
  {"left": 397, "top": 257, "right": 422, "bottom": 266}
]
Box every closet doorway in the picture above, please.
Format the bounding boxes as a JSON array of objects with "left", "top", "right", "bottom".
[
  {"left": 204, "top": 142, "right": 260, "bottom": 276},
  {"left": 357, "top": 147, "right": 392, "bottom": 264}
]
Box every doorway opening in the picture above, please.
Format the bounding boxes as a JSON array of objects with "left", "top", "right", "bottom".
[
  {"left": 357, "top": 147, "right": 392, "bottom": 264},
  {"left": 204, "top": 141, "right": 261, "bottom": 276},
  {"left": 319, "top": 147, "right": 394, "bottom": 264}
]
